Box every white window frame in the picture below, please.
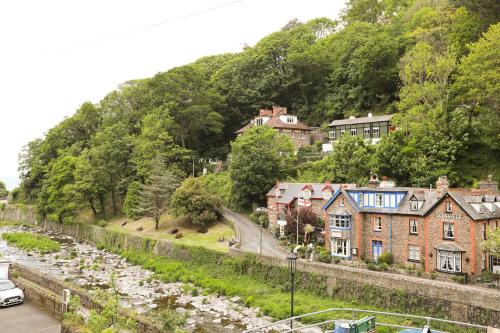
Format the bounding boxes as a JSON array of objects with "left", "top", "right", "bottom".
[
  {"left": 373, "top": 216, "right": 382, "bottom": 231},
  {"left": 364, "top": 127, "right": 370, "bottom": 135},
  {"left": 340, "top": 197, "right": 345, "bottom": 207},
  {"left": 330, "top": 215, "right": 351, "bottom": 229},
  {"left": 410, "top": 200, "right": 419, "bottom": 211},
  {"left": 329, "top": 131, "right": 336, "bottom": 139},
  {"left": 256, "top": 118, "right": 263, "bottom": 125},
  {"left": 301, "top": 131, "right": 306, "bottom": 139},
  {"left": 340, "top": 129, "right": 345, "bottom": 136},
  {"left": 332, "top": 238, "right": 350, "bottom": 257},
  {"left": 291, "top": 130, "right": 295, "bottom": 138},
  {"left": 350, "top": 128, "right": 357, "bottom": 135},
  {"left": 323, "top": 190, "right": 332, "bottom": 200},
  {"left": 302, "top": 190, "right": 311, "bottom": 200},
  {"left": 408, "top": 245, "right": 420, "bottom": 262},
  {"left": 287, "top": 116, "right": 294, "bottom": 123},
  {"left": 446, "top": 201, "right": 453, "bottom": 212},
  {"left": 437, "top": 250, "right": 461, "bottom": 273},
  {"left": 375, "top": 194, "right": 383, "bottom": 207},
  {"left": 373, "top": 127, "right": 380, "bottom": 134},
  {"left": 443, "top": 222, "right": 454, "bottom": 239},
  {"left": 409, "top": 219, "right": 418, "bottom": 235}
]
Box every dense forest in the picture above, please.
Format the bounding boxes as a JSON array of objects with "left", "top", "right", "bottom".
[{"left": 14, "top": 0, "right": 499, "bottom": 220}]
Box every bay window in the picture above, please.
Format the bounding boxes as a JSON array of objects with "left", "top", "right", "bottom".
[
  {"left": 437, "top": 250, "right": 461, "bottom": 273},
  {"left": 330, "top": 215, "right": 351, "bottom": 228}
]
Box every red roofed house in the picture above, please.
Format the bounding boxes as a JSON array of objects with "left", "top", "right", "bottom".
[{"left": 235, "top": 106, "right": 312, "bottom": 151}]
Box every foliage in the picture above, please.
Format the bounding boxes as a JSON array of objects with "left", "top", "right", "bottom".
[
  {"left": 0, "top": 181, "right": 8, "bottom": 198},
  {"left": 316, "top": 247, "right": 331, "bottom": 263},
  {"left": 377, "top": 252, "right": 395, "bottom": 265},
  {"left": 229, "top": 126, "right": 295, "bottom": 210},
  {"left": 482, "top": 227, "right": 500, "bottom": 257},
  {"left": 136, "top": 158, "right": 181, "bottom": 230},
  {"left": 199, "top": 172, "right": 232, "bottom": 207},
  {"left": 2, "top": 232, "right": 60, "bottom": 253},
  {"left": 170, "top": 177, "right": 222, "bottom": 229},
  {"left": 284, "top": 207, "right": 323, "bottom": 245},
  {"left": 150, "top": 308, "right": 187, "bottom": 333},
  {"left": 122, "top": 181, "right": 141, "bottom": 219}
]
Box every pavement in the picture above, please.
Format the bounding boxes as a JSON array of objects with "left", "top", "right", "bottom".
[
  {"left": 0, "top": 302, "right": 61, "bottom": 333},
  {"left": 222, "top": 207, "right": 288, "bottom": 258}
]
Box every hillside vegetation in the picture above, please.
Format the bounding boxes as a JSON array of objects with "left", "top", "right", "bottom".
[{"left": 14, "top": 0, "right": 499, "bottom": 221}]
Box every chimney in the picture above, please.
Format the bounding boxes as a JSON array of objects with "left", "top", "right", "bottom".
[
  {"left": 479, "top": 175, "right": 498, "bottom": 192},
  {"left": 259, "top": 108, "right": 272, "bottom": 117},
  {"left": 368, "top": 173, "right": 380, "bottom": 188},
  {"left": 272, "top": 105, "right": 287, "bottom": 116},
  {"left": 436, "top": 176, "right": 449, "bottom": 196},
  {"left": 368, "top": 113, "right": 373, "bottom": 118},
  {"left": 349, "top": 115, "right": 356, "bottom": 119}
]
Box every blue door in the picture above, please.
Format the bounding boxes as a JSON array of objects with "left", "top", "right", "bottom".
[{"left": 372, "top": 240, "right": 383, "bottom": 261}]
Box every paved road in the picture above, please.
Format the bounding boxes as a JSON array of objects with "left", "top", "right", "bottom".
[
  {"left": 0, "top": 302, "right": 61, "bottom": 333},
  {"left": 222, "top": 207, "right": 288, "bottom": 258}
]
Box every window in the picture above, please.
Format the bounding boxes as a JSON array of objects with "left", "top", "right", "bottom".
[
  {"left": 437, "top": 250, "right": 461, "bottom": 273},
  {"left": 364, "top": 128, "right": 370, "bottom": 134},
  {"left": 340, "top": 129, "right": 345, "bottom": 136},
  {"left": 446, "top": 201, "right": 453, "bottom": 212},
  {"left": 409, "top": 219, "right": 418, "bottom": 234},
  {"left": 329, "top": 131, "right": 336, "bottom": 139},
  {"left": 291, "top": 130, "right": 295, "bottom": 138},
  {"left": 374, "top": 216, "right": 382, "bottom": 231},
  {"left": 256, "top": 118, "right": 263, "bottom": 125},
  {"left": 443, "top": 222, "right": 454, "bottom": 239},
  {"left": 375, "top": 194, "right": 383, "bottom": 207},
  {"left": 330, "top": 215, "right": 351, "bottom": 228},
  {"left": 410, "top": 200, "right": 419, "bottom": 211},
  {"left": 408, "top": 245, "right": 420, "bottom": 262},
  {"left": 350, "top": 128, "right": 357, "bottom": 135},
  {"left": 302, "top": 190, "right": 311, "bottom": 199},
  {"left": 373, "top": 127, "right": 380, "bottom": 134},
  {"left": 287, "top": 116, "right": 294, "bottom": 123},
  {"left": 323, "top": 190, "right": 332, "bottom": 200},
  {"left": 340, "top": 197, "right": 345, "bottom": 207},
  {"left": 301, "top": 131, "right": 306, "bottom": 139},
  {"left": 332, "top": 238, "right": 350, "bottom": 256}
]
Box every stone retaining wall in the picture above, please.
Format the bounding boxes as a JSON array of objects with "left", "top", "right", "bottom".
[
  {"left": 5, "top": 204, "right": 500, "bottom": 327},
  {"left": 11, "top": 263, "right": 163, "bottom": 333}
]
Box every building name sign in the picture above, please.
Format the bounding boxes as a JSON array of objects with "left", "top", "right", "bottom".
[{"left": 435, "top": 213, "right": 463, "bottom": 220}]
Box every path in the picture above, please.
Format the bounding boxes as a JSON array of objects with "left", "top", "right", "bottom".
[
  {"left": 0, "top": 302, "right": 61, "bottom": 333},
  {"left": 222, "top": 207, "right": 288, "bottom": 258}
]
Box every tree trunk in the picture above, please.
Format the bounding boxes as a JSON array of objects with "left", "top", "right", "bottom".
[
  {"left": 89, "top": 199, "right": 97, "bottom": 215},
  {"left": 58, "top": 215, "right": 63, "bottom": 224},
  {"left": 111, "top": 188, "right": 117, "bottom": 216},
  {"left": 99, "top": 194, "right": 107, "bottom": 220},
  {"left": 155, "top": 216, "right": 159, "bottom": 230}
]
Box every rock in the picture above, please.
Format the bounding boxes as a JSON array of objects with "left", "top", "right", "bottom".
[
  {"left": 212, "top": 318, "right": 222, "bottom": 324},
  {"left": 176, "top": 307, "right": 187, "bottom": 314},
  {"left": 230, "top": 296, "right": 241, "bottom": 303}
]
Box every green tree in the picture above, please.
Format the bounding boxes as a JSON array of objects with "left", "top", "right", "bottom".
[
  {"left": 170, "top": 177, "right": 222, "bottom": 230},
  {"left": 229, "top": 126, "right": 295, "bottom": 210},
  {"left": 0, "top": 181, "right": 8, "bottom": 198},
  {"left": 123, "top": 181, "right": 141, "bottom": 219},
  {"left": 136, "top": 158, "right": 180, "bottom": 230}
]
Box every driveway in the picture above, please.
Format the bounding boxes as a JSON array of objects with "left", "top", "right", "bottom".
[
  {"left": 0, "top": 302, "right": 61, "bottom": 333},
  {"left": 222, "top": 207, "right": 288, "bottom": 258}
]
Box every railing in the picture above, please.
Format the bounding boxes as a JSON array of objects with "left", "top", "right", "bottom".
[{"left": 243, "top": 308, "right": 490, "bottom": 333}]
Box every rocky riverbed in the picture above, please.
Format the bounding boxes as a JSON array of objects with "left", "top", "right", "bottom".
[{"left": 0, "top": 225, "right": 320, "bottom": 333}]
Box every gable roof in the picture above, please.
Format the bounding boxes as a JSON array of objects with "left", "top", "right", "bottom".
[
  {"left": 329, "top": 114, "right": 393, "bottom": 127},
  {"left": 267, "top": 182, "right": 344, "bottom": 205},
  {"left": 236, "top": 115, "right": 311, "bottom": 134}
]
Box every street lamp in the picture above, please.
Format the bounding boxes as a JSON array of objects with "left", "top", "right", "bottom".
[{"left": 287, "top": 252, "right": 298, "bottom": 329}]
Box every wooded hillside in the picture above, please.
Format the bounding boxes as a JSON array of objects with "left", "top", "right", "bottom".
[{"left": 15, "top": 0, "right": 499, "bottom": 220}]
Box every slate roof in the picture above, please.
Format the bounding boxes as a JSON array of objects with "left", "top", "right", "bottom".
[
  {"left": 267, "top": 182, "right": 348, "bottom": 205},
  {"left": 329, "top": 114, "right": 393, "bottom": 127},
  {"left": 235, "top": 116, "right": 312, "bottom": 134}
]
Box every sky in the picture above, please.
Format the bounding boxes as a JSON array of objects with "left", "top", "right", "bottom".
[{"left": 0, "top": 0, "right": 345, "bottom": 190}]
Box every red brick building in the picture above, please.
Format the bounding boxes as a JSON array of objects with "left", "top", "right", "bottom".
[
  {"left": 267, "top": 176, "right": 500, "bottom": 278},
  {"left": 235, "top": 106, "right": 312, "bottom": 151}
]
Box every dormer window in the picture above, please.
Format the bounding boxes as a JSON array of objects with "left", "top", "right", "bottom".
[
  {"left": 375, "top": 194, "right": 383, "bottom": 207},
  {"left": 340, "top": 197, "right": 345, "bottom": 207},
  {"left": 410, "top": 201, "right": 419, "bottom": 211},
  {"left": 323, "top": 190, "right": 332, "bottom": 200},
  {"left": 256, "top": 118, "right": 263, "bottom": 125},
  {"left": 287, "top": 116, "right": 294, "bottom": 123},
  {"left": 302, "top": 190, "right": 311, "bottom": 199},
  {"left": 446, "top": 201, "right": 452, "bottom": 212}
]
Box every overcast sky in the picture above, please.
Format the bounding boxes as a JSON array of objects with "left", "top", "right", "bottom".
[{"left": 0, "top": 0, "right": 344, "bottom": 190}]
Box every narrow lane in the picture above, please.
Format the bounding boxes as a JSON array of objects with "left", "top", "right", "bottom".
[
  {"left": 0, "top": 302, "right": 61, "bottom": 333},
  {"left": 222, "top": 207, "right": 288, "bottom": 258}
]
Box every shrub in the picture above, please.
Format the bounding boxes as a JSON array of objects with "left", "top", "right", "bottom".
[
  {"left": 452, "top": 275, "right": 466, "bottom": 284},
  {"left": 367, "top": 262, "right": 380, "bottom": 271},
  {"left": 175, "top": 232, "right": 184, "bottom": 239},
  {"left": 377, "top": 252, "right": 394, "bottom": 265},
  {"left": 480, "top": 271, "right": 493, "bottom": 283},
  {"left": 430, "top": 272, "right": 438, "bottom": 280},
  {"left": 316, "top": 248, "right": 331, "bottom": 263},
  {"left": 379, "top": 263, "right": 389, "bottom": 271},
  {"left": 96, "top": 220, "right": 107, "bottom": 228}
]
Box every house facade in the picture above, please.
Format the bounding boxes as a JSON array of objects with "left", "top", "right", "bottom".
[
  {"left": 236, "top": 106, "right": 312, "bottom": 151},
  {"left": 267, "top": 176, "right": 500, "bottom": 278}
]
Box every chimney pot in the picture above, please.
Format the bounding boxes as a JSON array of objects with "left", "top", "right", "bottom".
[
  {"left": 272, "top": 105, "right": 287, "bottom": 116},
  {"left": 368, "top": 113, "right": 373, "bottom": 118},
  {"left": 368, "top": 173, "right": 380, "bottom": 188},
  {"left": 436, "top": 175, "right": 449, "bottom": 196},
  {"left": 349, "top": 115, "right": 356, "bottom": 119}
]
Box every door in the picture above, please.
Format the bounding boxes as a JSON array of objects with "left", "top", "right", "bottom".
[{"left": 372, "top": 240, "right": 383, "bottom": 261}]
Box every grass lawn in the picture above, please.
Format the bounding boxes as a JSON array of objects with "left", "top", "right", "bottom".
[
  {"left": 105, "top": 214, "right": 234, "bottom": 253},
  {"left": 1, "top": 232, "right": 61, "bottom": 253}
]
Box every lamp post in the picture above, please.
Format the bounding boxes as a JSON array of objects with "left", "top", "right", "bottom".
[
  {"left": 259, "top": 222, "right": 263, "bottom": 255},
  {"left": 287, "top": 253, "right": 297, "bottom": 329}
]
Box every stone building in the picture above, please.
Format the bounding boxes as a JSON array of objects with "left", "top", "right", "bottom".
[
  {"left": 235, "top": 106, "right": 312, "bottom": 151},
  {"left": 267, "top": 176, "right": 500, "bottom": 278}
]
